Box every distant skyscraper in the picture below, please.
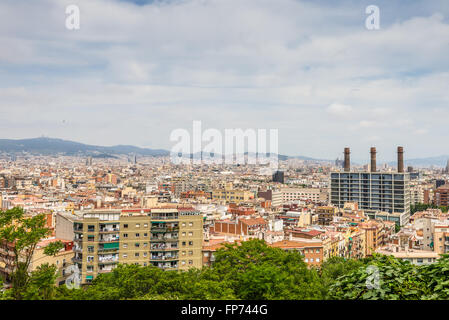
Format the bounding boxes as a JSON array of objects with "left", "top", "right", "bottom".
[
  {"left": 272, "top": 170, "right": 284, "bottom": 184},
  {"left": 446, "top": 160, "right": 449, "bottom": 173},
  {"left": 134, "top": 155, "right": 137, "bottom": 164},
  {"left": 86, "top": 156, "right": 92, "bottom": 166},
  {"left": 436, "top": 179, "right": 446, "bottom": 189}
]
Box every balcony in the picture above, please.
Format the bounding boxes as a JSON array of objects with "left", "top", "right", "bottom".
[
  {"left": 150, "top": 237, "right": 178, "bottom": 242},
  {"left": 150, "top": 244, "right": 179, "bottom": 251},
  {"left": 151, "top": 226, "right": 179, "bottom": 233},
  {"left": 153, "top": 263, "right": 178, "bottom": 270},
  {"left": 98, "top": 255, "right": 119, "bottom": 264},
  {"left": 99, "top": 237, "right": 119, "bottom": 243},
  {"left": 99, "top": 228, "right": 119, "bottom": 233},
  {"left": 150, "top": 255, "right": 179, "bottom": 261},
  {"left": 151, "top": 215, "right": 179, "bottom": 221}
]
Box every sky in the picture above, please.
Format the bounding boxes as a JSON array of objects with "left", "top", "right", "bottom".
[{"left": 0, "top": 0, "right": 448, "bottom": 163}]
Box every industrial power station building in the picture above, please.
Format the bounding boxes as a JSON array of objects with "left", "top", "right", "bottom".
[{"left": 330, "top": 147, "right": 411, "bottom": 226}]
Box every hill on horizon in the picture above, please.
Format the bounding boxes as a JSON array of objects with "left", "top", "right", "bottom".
[{"left": 0, "top": 137, "right": 169, "bottom": 157}]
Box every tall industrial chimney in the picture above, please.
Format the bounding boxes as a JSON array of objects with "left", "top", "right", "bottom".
[
  {"left": 344, "top": 147, "right": 350, "bottom": 172},
  {"left": 370, "top": 147, "right": 377, "bottom": 172},
  {"left": 398, "top": 146, "right": 404, "bottom": 173}
]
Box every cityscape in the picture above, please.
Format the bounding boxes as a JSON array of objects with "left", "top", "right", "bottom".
[{"left": 1, "top": 0, "right": 449, "bottom": 310}]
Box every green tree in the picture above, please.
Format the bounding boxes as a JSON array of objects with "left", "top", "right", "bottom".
[
  {"left": 212, "top": 239, "right": 325, "bottom": 299},
  {"left": 0, "top": 207, "right": 54, "bottom": 299},
  {"left": 320, "top": 256, "right": 367, "bottom": 294},
  {"left": 22, "top": 264, "right": 59, "bottom": 300}
]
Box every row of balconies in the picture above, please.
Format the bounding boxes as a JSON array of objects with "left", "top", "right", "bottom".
[
  {"left": 150, "top": 243, "right": 179, "bottom": 250},
  {"left": 150, "top": 255, "right": 179, "bottom": 261}
]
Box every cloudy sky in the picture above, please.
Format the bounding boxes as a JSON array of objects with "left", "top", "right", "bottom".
[{"left": 0, "top": 0, "right": 448, "bottom": 162}]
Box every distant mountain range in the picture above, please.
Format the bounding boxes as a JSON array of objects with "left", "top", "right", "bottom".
[
  {"left": 0, "top": 137, "right": 169, "bottom": 157},
  {"left": 0, "top": 137, "right": 447, "bottom": 167},
  {"left": 388, "top": 156, "right": 449, "bottom": 168}
]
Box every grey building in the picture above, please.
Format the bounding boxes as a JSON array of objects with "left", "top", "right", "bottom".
[{"left": 330, "top": 147, "right": 411, "bottom": 225}]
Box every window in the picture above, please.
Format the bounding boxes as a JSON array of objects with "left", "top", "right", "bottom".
[
  {"left": 189, "top": 251, "right": 193, "bottom": 255},
  {"left": 87, "top": 256, "right": 94, "bottom": 262},
  {"left": 181, "top": 260, "right": 186, "bottom": 265},
  {"left": 123, "top": 233, "right": 128, "bottom": 238},
  {"left": 87, "top": 225, "right": 95, "bottom": 232},
  {"left": 123, "top": 244, "right": 128, "bottom": 248},
  {"left": 144, "top": 233, "right": 148, "bottom": 237},
  {"left": 135, "top": 243, "right": 140, "bottom": 248},
  {"left": 188, "top": 232, "right": 193, "bottom": 236},
  {"left": 182, "top": 232, "right": 186, "bottom": 236},
  {"left": 87, "top": 266, "right": 93, "bottom": 272},
  {"left": 182, "top": 241, "right": 186, "bottom": 246},
  {"left": 144, "top": 223, "right": 148, "bottom": 228},
  {"left": 305, "top": 258, "right": 309, "bottom": 262},
  {"left": 143, "top": 242, "right": 148, "bottom": 247},
  {"left": 136, "top": 233, "right": 140, "bottom": 237},
  {"left": 182, "top": 223, "right": 186, "bottom": 227},
  {"left": 204, "top": 252, "right": 209, "bottom": 257},
  {"left": 88, "top": 246, "right": 94, "bottom": 253},
  {"left": 188, "top": 260, "right": 193, "bottom": 265},
  {"left": 136, "top": 224, "right": 140, "bottom": 228},
  {"left": 182, "top": 251, "right": 186, "bottom": 256},
  {"left": 135, "top": 253, "right": 139, "bottom": 257},
  {"left": 189, "top": 222, "right": 193, "bottom": 227},
  {"left": 143, "top": 252, "right": 147, "bottom": 257},
  {"left": 189, "top": 241, "right": 193, "bottom": 246},
  {"left": 316, "top": 258, "right": 320, "bottom": 262},
  {"left": 88, "top": 235, "right": 95, "bottom": 242},
  {"left": 316, "top": 249, "right": 320, "bottom": 253},
  {"left": 123, "top": 224, "right": 128, "bottom": 228},
  {"left": 123, "top": 254, "right": 128, "bottom": 258},
  {"left": 310, "top": 258, "right": 314, "bottom": 262}
]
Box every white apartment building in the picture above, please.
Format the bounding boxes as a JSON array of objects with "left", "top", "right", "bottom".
[
  {"left": 410, "top": 185, "right": 424, "bottom": 205},
  {"left": 280, "top": 187, "right": 328, "bottom": 203}
]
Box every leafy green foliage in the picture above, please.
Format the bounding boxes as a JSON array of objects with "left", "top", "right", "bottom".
[
  {"left": 411, "top": 203, "right": 448, "bottom": 214},
  {"left": 328, "top": 254, "right": 449, "bottom": 300},
  {"left": 0, "top": 207, "right": 55, "bottom": 299},
  {"left": 43, "top": 241, "right": 65, "bottom": 257},
  {"left": 22, "top": 264, "right": 59, "bottom": 300}
]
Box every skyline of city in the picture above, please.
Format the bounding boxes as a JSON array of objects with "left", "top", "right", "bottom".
[{"left": 1, "top": 0, "right": 449, "bottom": 304}]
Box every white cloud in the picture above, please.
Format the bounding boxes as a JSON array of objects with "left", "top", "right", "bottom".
[
  {"left": 326, "top": 103, "right": 353, "bottom": 116},
  {"left": 0, "top": 0, "right": 448, "bottom": 160}
]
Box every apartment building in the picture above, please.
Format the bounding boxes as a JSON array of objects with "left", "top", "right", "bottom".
[
  {"left": 270, "top": 240, "right": 324, "bottom": 267},
  {"left": 212, "top": 183, "right": 254, "bottom": 204},
  {"left": 317, "top": 206, "right": 340, "bottom": 225},
  {"left": 410, "top": 184, "right": 424, "bottom": 206},
  {"left": 257, "top": 189, "right": 283, "bottom": 208},
  {"left": 330, "top": 147, "right": 411, "bottom": 225},
  {"left": 73, "top": 210, "right": 121, "bottom": 284},
  {"left": 0, "top": 238, "right": 74, "bottom": 286},
  {"left": 376, "top": 246, "right": 439, "bottom": 265},
  {"left": 72, "top": 208, "right": 203, "bottom": 285},
  {"left": 434, "top": 185, "right": 449, "bottom": 207},
  {"left": 280, "top": 187, "right": 328, "bottom": 203}
]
